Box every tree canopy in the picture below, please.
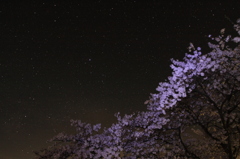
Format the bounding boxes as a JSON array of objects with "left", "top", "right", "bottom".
[{"left": 35, "top": 18, "right": 240, "bottom": 159}]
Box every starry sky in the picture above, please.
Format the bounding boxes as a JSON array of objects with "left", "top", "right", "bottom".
[{"left": 0, "top": 1, "right": 239, "bottom": 159}]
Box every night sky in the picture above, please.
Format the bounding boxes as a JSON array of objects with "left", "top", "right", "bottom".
[{"left": 0, "top": 1, "right": 239, "bottom": 159}]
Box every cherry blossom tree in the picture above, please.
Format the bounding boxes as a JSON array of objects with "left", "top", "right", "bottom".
[{"left": 35, "top": 19, "right": 240, "bottom": 159}]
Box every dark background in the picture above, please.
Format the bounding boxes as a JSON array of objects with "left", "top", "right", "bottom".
[{"left": 0, "top": 1, "right": 239, "bottom": 158}]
